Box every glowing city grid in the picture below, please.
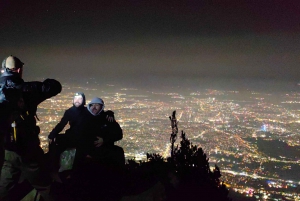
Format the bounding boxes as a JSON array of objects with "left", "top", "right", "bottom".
[{"left": 37, "top": 80, "right": 300, "bottom": 200}]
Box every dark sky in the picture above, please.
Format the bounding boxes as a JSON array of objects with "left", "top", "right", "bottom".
[{"left": 1, "top": 0, "right": 300, "bottom": 85}]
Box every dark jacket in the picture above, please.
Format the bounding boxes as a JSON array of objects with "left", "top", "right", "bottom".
[
  {"left": 0, "top": 72, "right": 62, "bottom": 153},
  {"left": 0, "top": 71, "right": 24, "bottom": 90},
  {"left": 48, "top": 105, "right": 86, "bottom": 140},
  {"left": 0, "top": 71, "right": 23, "bottom": 86},
  {"left": 0, "top": 71, "right": 24, "bottom": 116},
  {"left": 78, "top": 109, "right": 123, "bottom": 156}
]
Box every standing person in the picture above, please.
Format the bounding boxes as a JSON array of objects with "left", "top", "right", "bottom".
[
  {"left": 0, "top": 55, "right": 62, "bottom": 201},
  {"left": 0, "top": 56, "right": 24, "bottom": 173}
]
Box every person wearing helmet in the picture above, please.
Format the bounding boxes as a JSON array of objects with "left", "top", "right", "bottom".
[
  {"left": 1, "top": 55, "right": 24, "bottom": 74},
  {"left": 0, "top": 56, "right": 24, "bottom": 104},
  {"left": 0, "top": 56, "right": 25, "bottom": 182},
  {"left": 0, "top": 55, "right": 62, "bottom": 201}
]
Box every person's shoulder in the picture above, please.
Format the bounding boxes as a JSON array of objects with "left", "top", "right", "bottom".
[
  {"left": 104, "top": 110, "right": 114, "bottom": 115},
  {"left": 1, "top": 73, "right": 23, "bottom": 85},
  {"left": 64, "top": 106, "right": 74, "bottom": 113},
  {"left": 82, "top": 107, "right": 93, "bottom": 117}
]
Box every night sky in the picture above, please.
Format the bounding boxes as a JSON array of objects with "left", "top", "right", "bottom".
[{"left": 1, "top": 1, "right": 300, "bottom": 86}]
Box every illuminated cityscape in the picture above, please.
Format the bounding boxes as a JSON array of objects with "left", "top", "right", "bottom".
[{"left": 37, "top": 80, "right": 300, "bottom": 201}]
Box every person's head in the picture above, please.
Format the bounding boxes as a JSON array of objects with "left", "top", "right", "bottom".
[
  {"left": 87, "top": 97, "right": 104, "bottom": 116},
  {"left": 1, "top": 56, "right": 24, "bottom": 77},
  {"left": 73, "top": 92, "right": 86, "bottom": 108}
]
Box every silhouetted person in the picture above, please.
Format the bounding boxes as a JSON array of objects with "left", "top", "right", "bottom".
[
  {"left": 47, "top": 93, "right": 115, "bottom": 179},
  {"left": 48, "top": 92, "right": 87, "bottom": 145},
  {"left": 0, "top": 55, "right": 62, "bottom": 201},
  {"left": 69, "top": 97, "right": 124, "bottom": 201},
  {"left": 74, "top": 97, "right": 124, "bottom": 168},
  {"left": 47, "top": 92, "right": 86, "bottom": 177}
]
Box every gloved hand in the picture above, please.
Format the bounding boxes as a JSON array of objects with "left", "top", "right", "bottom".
[{"left": 106, "top": 110, "right": 115, "bottom": 122}]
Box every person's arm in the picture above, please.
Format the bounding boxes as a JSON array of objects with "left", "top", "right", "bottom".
[
  {"left": 95, "top": 121, "right": 123, "bottom": 147},
  {"left": 22, "top": 78, "right": 62, "bottom": 106},
  {"left": 105, "top": 110, "right": 115, "bottom": 122},
  {"left": 48, "top": 110, "right": 70, "bottom": 140}
]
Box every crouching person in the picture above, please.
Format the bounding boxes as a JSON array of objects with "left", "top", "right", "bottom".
[
  {"left": 70, "top": 97, "right": 125, "bottom": 200},
  {"left": 75, "top": 97, "right": 124, "bottom": 169}
]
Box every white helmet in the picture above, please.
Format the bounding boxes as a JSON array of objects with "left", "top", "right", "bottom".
[{"left": 2, "top": 55, "right": 24, "bottom": 71}]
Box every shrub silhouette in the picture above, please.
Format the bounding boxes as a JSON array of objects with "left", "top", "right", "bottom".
[{"left": 123, "top": 110, "right": 231, "bottom": 201}]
